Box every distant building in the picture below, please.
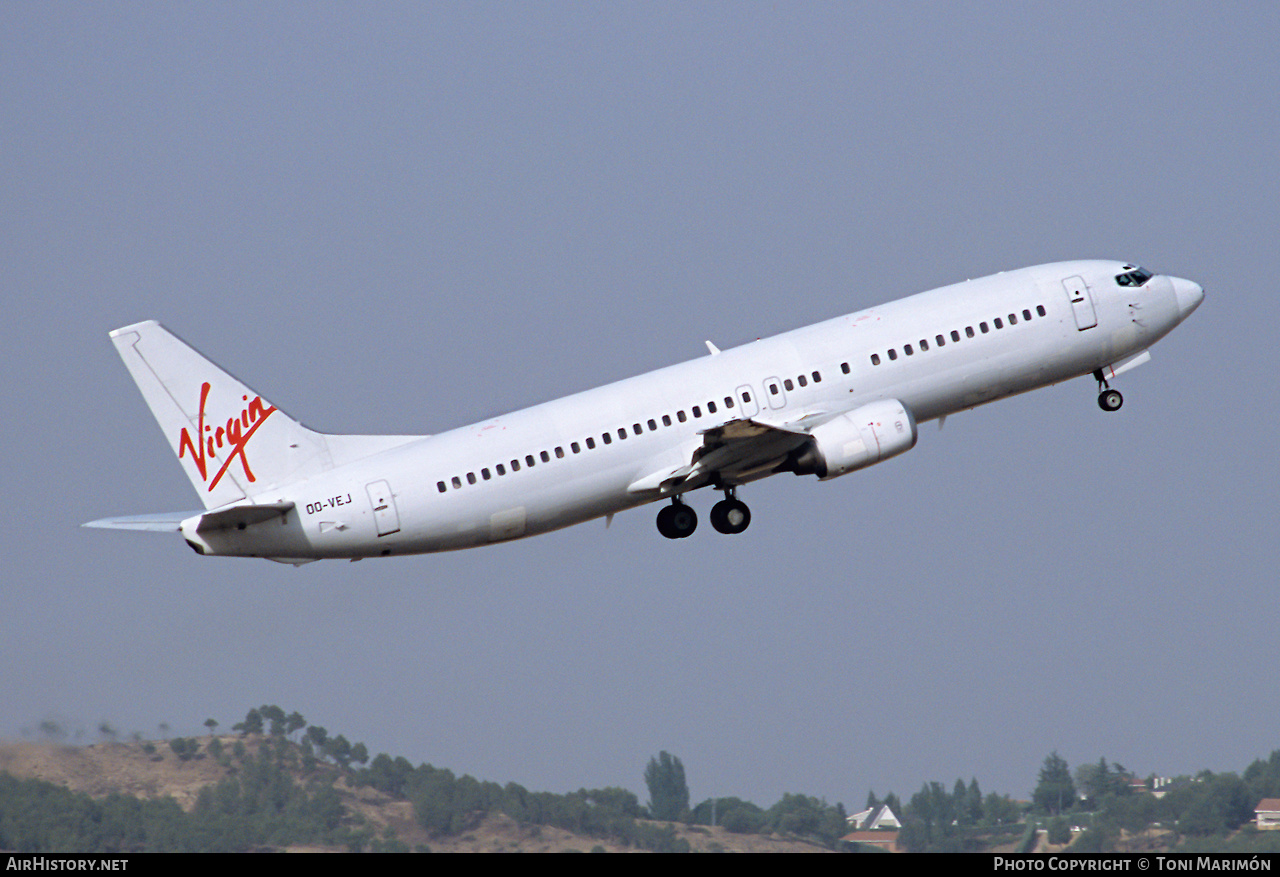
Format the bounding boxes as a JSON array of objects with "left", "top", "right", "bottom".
[
  {"left": 1256, "top": 799, "right": 1280, "bottom": 830},
  {"left": 847, "top": 804, "right": 901, "bottom": 831}
]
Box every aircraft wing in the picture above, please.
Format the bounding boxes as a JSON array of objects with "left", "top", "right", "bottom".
[{"left": 627, "top": 410, "right": 835, "bottom": 497}]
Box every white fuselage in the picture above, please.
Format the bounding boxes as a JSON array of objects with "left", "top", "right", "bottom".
[{"left": 183, "top": 260, "right": 1202, "bottom": 560}]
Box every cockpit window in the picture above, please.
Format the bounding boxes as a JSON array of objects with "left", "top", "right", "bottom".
[{"left": 1115, "top": 267, "right": 1154, "bottom": 287}]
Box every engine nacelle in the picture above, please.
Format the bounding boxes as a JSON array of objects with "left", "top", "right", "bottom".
[{"left": 782, "top": 399, "right": 917, "bottom": 480}]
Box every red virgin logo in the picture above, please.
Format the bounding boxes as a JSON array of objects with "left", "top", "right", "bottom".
[{"left": 177, "top": 382, "right": 277, "bottom": 492}]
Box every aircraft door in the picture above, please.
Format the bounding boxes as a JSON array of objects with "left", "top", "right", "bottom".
[
  {"left": 736, "top": 384, "right": 760, "bottom": 418},
  {"left": 763, "top": 376, "right": 788, "bottom": 410},
  {"left": 366, "top": 480, "right": 401, "bottom": 537},
  {"left": 1063, "top": 275, "right": 1098, "bottom": 330}
]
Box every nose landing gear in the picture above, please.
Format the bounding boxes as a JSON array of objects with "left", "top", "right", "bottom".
[{"left": 1093, "top": 369, "right": 1124, "bottom": 412}]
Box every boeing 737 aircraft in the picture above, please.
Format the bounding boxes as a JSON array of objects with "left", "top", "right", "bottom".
[{"left": 85, "top": 260, "right": 1203, "bottom": 563}]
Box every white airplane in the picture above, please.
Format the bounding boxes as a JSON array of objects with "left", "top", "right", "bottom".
[{"left": 85, "top": 260, "right": 1203, "bottom": 564}]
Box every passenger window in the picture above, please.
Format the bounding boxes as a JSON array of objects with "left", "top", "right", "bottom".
[
  {"left": 936, "top": 334, "right": 945, "bottom": 346},
  {"left": 812, "top": 371, "right": 821, "bottom": 382},
  {"left": 769, "top": 383, "right": 779, "bottom": 395},
  {"left": 797, "top": 375, "right": 807, "bottom": 387},
  {"left": 526, "top": 454, "right": 536, "bottom": 466},
  {"left": 570, "top": 443, "right": 580, "bottom": 454},
  {"left": 632, "top": 424, "right": 642, "bottom": 436},
  {"left": 966, "top": 327, "right": 975, "bottom": 338},
  {"left": 540, "top": 450, "right": 550, "bottom": 462},
  {"left": 951, "top": 330, "right": 961, "bottom": 342},
  {"left": 511, "top": 459, "right": 520, "bottom": 470},
  {"left": 648, "top": 419, "right": 657, "bottom": 431},
  {"left": 662, "top": 414, "right": 672, "bottom": 426},
  {"left": 994, "top": 318, "right": 1003, "bottom": 329},
  {"left": 707, "top": 401, "right": 717, "bottom": 413},
  {"left": 784, "top": 379, "right": 794, "bottom": 391},
  {"left": 841, "top": 362, "right": 850, "bottom": 374},
  {"left": 678, "top": 410, "right": 687, "bottom": 422},
  {"left": 497, "top": 463, "right": 507, "bottom": 475},
  {"left": 586, "top": 437, "right": 596, "bottom": 449},
  {"left": 904, "top": 344, "right": 914, "bottom": 356},
  {"left": 1023, "top": 309, "right": 1032, "bottom": 321},
  {"left": 617, "top": 428, "right": 627, "bottom": 440},
  {"left": 452, "top": 476, "right": 462, "bottom": 488},
  {"left": 871, "top": 353, "right": 880, "bottom": 365},
  {"left": 437, "top": 481, "right": 446, "bottom": 493},
  {"left": 741, "top": 390, "right": 752, "bottom": 403},
  {"left": 724, "top": 396, "right": 734, "bottom": 408},
  {"left": 920, "top": 339, "right": 929, "bottom": 351},
  {"left": 555, "top": 447, "right": 564, "bottom": 458},
  {"left": 482, "top": 468, "right": 491, "bottom": 480},
  {"left": 1036, "top": 305, "right": 1046, "bottom": 316},
  {"left": 692, "top": 406, "right": 702, "bottom": 418},
  {"left": 602, "top": 433, "right": 612, "bottom": 445},
  {"left": 980, "top": 322, "right": 989, "bottom": 333},
  {"left": 1008, "top": 313, "right": 1017, "bottom": 325},
  {"left": 888, "top": 349, "right": 898, "bottom": 360},
  {"left": 468, "top": 472, "right": 477, "bottom": 485}
]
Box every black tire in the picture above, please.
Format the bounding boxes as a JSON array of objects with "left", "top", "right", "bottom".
[
  {"left": 656, "top": 505, "right": 679, "bottom": 539},
  {"left": 710, "top": 499, "right": 751, "bottom": 534},
  {"left": 657, "top": 503, "right": 697, "bottom": 539},
  {"left": 670, "top": 504, "right": 697, "bottom": 538},
  {"left": 1098, "top": 389, "right": 1123, "bottom": 412}
]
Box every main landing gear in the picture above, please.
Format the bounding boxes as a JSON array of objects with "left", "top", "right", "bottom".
[
  {"left": 710, "top": 491, "right": 751, "bottom": 535},
  {"left": 656, "top": 490, "right": 752, "bottom": 539},
  {"left": 1093, "top": 369, "right": 1123, "bottom": 412},
  {"left": 656, "top": 499, "right": 698, "bottom": 539}
]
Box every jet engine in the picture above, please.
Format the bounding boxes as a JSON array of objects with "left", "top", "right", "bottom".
[{"left": 781, "top": 399, "right": 917, "bottom": 480}]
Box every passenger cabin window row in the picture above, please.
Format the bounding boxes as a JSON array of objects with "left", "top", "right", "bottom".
[
  {"left": 867, "top": 304, "right": 1048, "bottom": 367},
  {"left": 436, "top": 381, "right": 833, "bottom": 494}
]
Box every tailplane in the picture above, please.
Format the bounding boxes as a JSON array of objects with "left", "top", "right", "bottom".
[{"left": 108, "top": 321, "right": 422, "bottom": 509}]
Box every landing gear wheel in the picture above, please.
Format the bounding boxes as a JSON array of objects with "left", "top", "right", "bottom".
[
  {"left": 1098, "top": 389, "right": 1123, "bottom": 412},
  {"left": 710, "top": 498, "right": 751, "bottom": 534},
  {"left": 656, "top": 501, "right": 698, "bottom": 539}
]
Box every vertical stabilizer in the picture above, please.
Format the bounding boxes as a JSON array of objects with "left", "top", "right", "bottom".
[{"left": 109, "top": 321, "right": 334, "bottom": 509}]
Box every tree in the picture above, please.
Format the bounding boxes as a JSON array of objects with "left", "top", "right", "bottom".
[
  {"left": 1034, "top": 752, "right": 1076, "bottom": 815},
  {"left": 644, "top": 751, "right": 689, "bottom": 821},
  {"left": 965, "top": 778, "right": 984, "bottom": 824},
  {"left": 1047, "top": 816, "right": 1071, "bottom": 845},
  {"left": 233, "top": 708, "right": 262, "bottom": 736},
  {"left": 259, "top": 704, "right": 287, "bottom": 737}
]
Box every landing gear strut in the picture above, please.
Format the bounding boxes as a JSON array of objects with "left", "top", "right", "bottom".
[
  {"left": 1093, "top": 369, "right": 1123, "bottom": 412},
  {"left": 710, "top": 489, "right": 751, "bottom": 535},
  {"left": 656, "top": 498, "right": 698, "bottom": 539}
]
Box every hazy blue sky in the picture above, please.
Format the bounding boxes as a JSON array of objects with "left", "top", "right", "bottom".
[{"left": 3, "top": 2, "right": 1276, "bottom": 809}]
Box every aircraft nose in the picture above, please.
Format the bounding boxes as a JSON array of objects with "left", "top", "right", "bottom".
[{"left": 1170, "top": 276, "right": 1204, "bottom": 319}]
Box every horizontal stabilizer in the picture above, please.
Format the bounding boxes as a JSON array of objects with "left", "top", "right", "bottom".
[{"left": 83, "top": 512, "right": 197, "bottom": 532}]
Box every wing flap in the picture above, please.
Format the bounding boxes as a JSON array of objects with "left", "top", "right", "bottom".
[{"left": 628, "top": 413, "right": 822, "bottom": 497}]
